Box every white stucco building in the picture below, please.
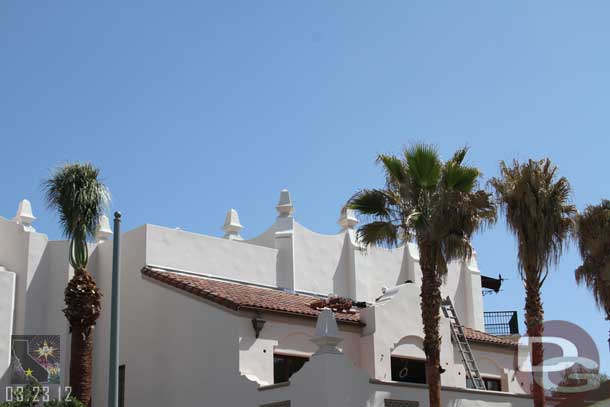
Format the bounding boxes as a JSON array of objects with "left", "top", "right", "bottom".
[{"left": 0, "top": 190, "right": 533, "bottom": 406}]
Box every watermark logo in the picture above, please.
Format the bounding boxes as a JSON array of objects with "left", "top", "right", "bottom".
[
  {"left": 514, "top": 320, "right": 602, "bottom": 399},
  {"left": 11, "top": 335, "right": 60, "bottom": 385}
]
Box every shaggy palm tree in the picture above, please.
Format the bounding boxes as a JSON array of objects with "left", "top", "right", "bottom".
[
  {"left": 574, "top": 200, "right": 610, "bottom": 320},
  {"left": 348, "top": 144, "right": 495, "bottom": 407},
  {"left": 490, "top": 159, "right": 575, "bottom": 407},
  {"left": 44, "top": 163, "right": 109, "bottom": 406}
]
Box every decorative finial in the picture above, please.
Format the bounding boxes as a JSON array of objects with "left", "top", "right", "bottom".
[
  {"left": 222, "top": 208, "right": 244, "bottom": 240},
  {"left": 310, "top": 308, "right": 343, "bottom": 355},
  {"left": 96, "top": 214, "right": 113, "bottom": 242},
  {"left": 13, "top": 199, "right": 36, "bottom": 232},
  {"left": 337, "top": 207, "right": 358, "bottom": 230},
  {"left": 276, "top": 189, "right": 294, "bottom": 218}
]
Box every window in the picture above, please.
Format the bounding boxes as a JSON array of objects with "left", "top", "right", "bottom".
[
  {"left": 390, "top": 357, "right": 426, "bottom": 384},
  {"left": 119, "top": 365, "right": 125, "bottom": 407},
  {"left": 384, "top": 399, "right": 420, "bottom": 407},
  {"left": 273, "top": 354, "right": 309, "bottom": 384},
  {"left": 483, "top": 377, "right": 502, "bottom": 391},
  {"left": 466, "top": 376, "right": 502, "bottom": 392}
]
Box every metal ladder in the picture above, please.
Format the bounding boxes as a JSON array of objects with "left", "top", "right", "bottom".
[{"left": 441, "top": 297, "right": 486, "bottom": 391}]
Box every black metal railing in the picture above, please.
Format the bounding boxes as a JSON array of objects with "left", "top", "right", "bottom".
[{"left": 484, "top": 311, "right": 519, "bottom": 336}]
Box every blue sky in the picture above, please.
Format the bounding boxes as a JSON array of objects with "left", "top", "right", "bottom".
[{"left": 2, "top": 1, "right": 609, "bottom": 373}]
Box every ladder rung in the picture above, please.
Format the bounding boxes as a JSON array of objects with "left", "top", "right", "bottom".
[{"left": 444, "top": 297, "right": 486, "bottom": 390}]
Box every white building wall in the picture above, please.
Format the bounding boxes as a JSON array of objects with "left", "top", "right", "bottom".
[
  {"left": 0, "top": 216, "right": 72, "bottom": 388},
  {"left": 146, "top": 224, "right": 279, "bottom": 287},
  {"left": 123, "top": 229, "right": 260, "bottom": 406},
  {"left": 238, "top": 313, "right": 362, "bottom": 385},
  {"left": 0, "top": 193, "right": 525, "bottom": 406},
  {"left": 0, "top": 268, "right": 16, "bottom": 389},
  {"left": 0, "top": 217, "right": 30, "bottom": 336},
  {"left": 90, "top": 238, "right": 114, "bottom": 407},
  {"left": 292, "top": 223, "right": 347, "bottom": 296}
]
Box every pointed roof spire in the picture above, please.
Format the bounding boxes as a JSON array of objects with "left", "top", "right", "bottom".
[
  {"left": 222, "top": 208, "right": 244, "bottom": 240},
  {"left": 276, "top": 189, "right": 294, "bottom": 218},
  {"left": 95, "top": 214, "right": 113, "bottom": 242},
  {"left": 337, "top": 207, "right": 358, "bottom": 231},
  {"left": 310, "top": 308, "right": 343, "bottom": 355},
  {"left": 13, "top": 199, "right": 36, "bottom": 232}
]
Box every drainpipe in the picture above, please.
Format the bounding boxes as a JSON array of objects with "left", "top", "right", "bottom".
[{"left": 108, "top": 212, "right": 122, "bottom": 407}]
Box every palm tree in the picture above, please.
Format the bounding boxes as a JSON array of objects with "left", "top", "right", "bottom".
[
  {"left": 490, "top": 159, "right": 575, "bottom": 407},
  {"left": 574, "top": 200, "right": 610, "bottom": 320},
  {"left": 44, "top": 163, "right": 109, "bottom": 406},
  {"left": 348, "top": 144, "right": 495, "bottom": 407}
]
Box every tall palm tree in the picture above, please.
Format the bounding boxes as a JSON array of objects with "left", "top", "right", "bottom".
[
  {"left": 348, "top": 144, "right": 495, "bottom": 407},
  {"left": 574, "top": 200, "right": 610, "bottom": 320},
  {"left": 490, "top": 159, "right": 575, "bottom": 407},
  {"left": 44, "top": 163, "right": 109, "bottom": 406}
]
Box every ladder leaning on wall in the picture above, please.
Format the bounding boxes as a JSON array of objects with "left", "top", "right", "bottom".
[{"left": 441, "top": 297, "right": 487, "bottom": 391}]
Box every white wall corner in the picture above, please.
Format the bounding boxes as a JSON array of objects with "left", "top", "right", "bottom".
[
  {"left": 274, "top": 229, "right": 295, "bottom": 290},
  {"left": 274, "top": 190, "right": 295, "bottom": 290},
  {"left": 0, "top": 267, "right": 16, "bottom": 390},
  {"left": 463, "top": 252, "right": 485, "bottom": 331}
]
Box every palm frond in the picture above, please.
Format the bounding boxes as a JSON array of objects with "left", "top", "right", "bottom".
[
  {"left": 356, "top": 221, "right": 400, "bottom": 248},
  {"left": 404, "top": 144, "right": 442, "bottom": 189},
  {"left": 43, "top": 162, "right": 109, "bottom": 269},
  {"left": 490, "top": 158, "right": 574, "bottom": 282},
  {"left": 443, "top": 163, "right": 480, "bottom": 192},
  {"left": 348, "top": 189, "right": 397, "bottom": 219},
  {"left": 376, "top": 154, "right": 408, "bottom": 185},
  {"left": 449, "top": 146, "right": 469, "bottom": 165},
  {"left": 574, "top": 199, "right": 610, "bottom": 318}
]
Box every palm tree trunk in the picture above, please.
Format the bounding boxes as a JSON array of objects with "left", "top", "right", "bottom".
[
  {"left": 69, "top": 323, "right": 94, "bottom": 406},
  {"left": 64, "top": 269, "right": 101, "bottom": 407},
  {"left": 524, "top": 274, "right": 545, "bottom": 407},
  {"left": 420, "top": 245, "right": 443, "bottom": 407}
]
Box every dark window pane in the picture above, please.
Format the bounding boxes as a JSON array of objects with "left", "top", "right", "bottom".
[
  {"left": 467, "top": 377, "right": 503, "bottom": 392},
  {"left": 119, "top": 365, "right": 125, "bottom": 407},
  {"left": 390, "top": 357, "right": 426, "bottom": 384},
  {"left": 273, "top": 354, "right": 309, "bottom": 384},
  {"left": 484, "top": 378, "right": 502, "bottom": 391}
]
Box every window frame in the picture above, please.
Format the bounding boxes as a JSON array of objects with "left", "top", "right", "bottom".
[
  {"left": 118, "top": 364, "right": 125, "bottom": 407},
  {"left": 273, "top": 353, "right": 310, "bottom": 384},
  {"left": 466, "top": 375, "right": 504, "bottom": 392},
  {"left": 482, "top": 376, "right": 502, "bottom": 392},
  {"left": 390, "top": 356, "right": 427, "bottom": 384}
]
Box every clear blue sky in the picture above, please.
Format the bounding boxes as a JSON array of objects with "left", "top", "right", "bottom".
[{"left": 2, "top": 1, "right": 608, "bottom": 373}]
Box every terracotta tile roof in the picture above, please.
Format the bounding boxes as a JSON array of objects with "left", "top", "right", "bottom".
[
  {"left": 141, "top": 266, "right": 362, "bottom": 325},
  {"left": 463, "top": 327, "right": 519, "bottom": 348},
  {"left": 141, "top": 266, "right": 519, "bottom": 347}
]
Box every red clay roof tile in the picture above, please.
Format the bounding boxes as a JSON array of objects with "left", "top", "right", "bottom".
[
  {"left": 141, "top": 266, "right": 519, "bottom": 347},
  {"left": 463, "top": 327, "right": 519, "bottom": 347},
  {"left": 141, "top": 266, "right": 362, "bottom": 325}
]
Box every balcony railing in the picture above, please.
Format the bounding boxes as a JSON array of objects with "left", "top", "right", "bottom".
[{"left": 484, "top": 311, "right": 519, "bottom": 336}]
